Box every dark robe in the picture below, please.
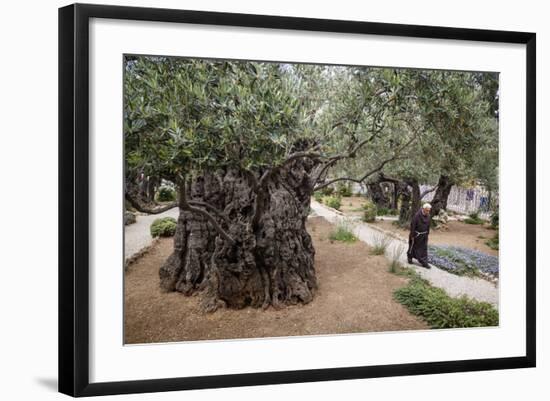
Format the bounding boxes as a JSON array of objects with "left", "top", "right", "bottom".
[{"left": 407, "top": 209, "right": 431, "bottom": 265}]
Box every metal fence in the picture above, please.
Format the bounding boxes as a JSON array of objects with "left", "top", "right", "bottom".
[
  {"left": 420, "top": 184, "right": 497, "bottom": 219},
  {"left": 351, "top": 182, "right": 497, "bottom": 219}
]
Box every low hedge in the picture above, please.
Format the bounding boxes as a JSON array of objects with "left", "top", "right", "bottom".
[{"left": 150, "top": 217, "right": 177, "bottom": 237}]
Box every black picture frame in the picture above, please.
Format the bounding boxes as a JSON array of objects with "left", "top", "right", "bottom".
[{"left": 58, "top": 3, "right": 536, "bottom": 397}]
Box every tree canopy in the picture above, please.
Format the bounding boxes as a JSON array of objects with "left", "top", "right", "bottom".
[{"left": 124, "top": 56, "right": 499, "bottom": 203}]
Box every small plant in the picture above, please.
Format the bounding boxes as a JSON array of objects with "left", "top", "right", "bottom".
[
  {"left": 376, "top": 207, "right": 389, "bottom": 216},
  {"left": 313, "top": 192, "right": 323, "bottom": 203},
  {"left": 329, "top": 220, "right": 357, "bottom": 243},
  {"left": 361, "top": 199, "right": 377, "bottom": 222},
  {"left": 486, "top": 231, "right": 499, "bottom": 250},
  {"left": 336, "top": 183, "right": 353, "bottom": 197},
  {"left": 323, "top": 195, "right": 342, "bottom": 210},
  {"left": 394, "top": 276, "right": 499, "bottom": 328},
  {"left": 490, "top": 209, "right": 499, "bottom": 229},
  {"left": 150, "top": 217, "right": 177, "bottom": 237},
  {"left": 320, "top": 186, "right": 334, "bottom": 196},
  {"left": 376, "top": 207, "right": 398, "bottom": 216},
  {"left": 125, "top": 199, "right": 136, "bottom": 212},
  {"left": 464, "top": 211, "right": 484, "bottom": 225},
  {"left": 371, "top": 233, "right": 391, "bottom": 255},
  {"left": 388, "top": 244, "right": 405, "bottom": 273},
  {"left": 157, "top": 186, "right": 176, "bottom": 202}
]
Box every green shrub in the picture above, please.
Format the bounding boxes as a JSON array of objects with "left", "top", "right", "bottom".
[
  {"left": 370, "top": 233, "right": 390, "bottom": 255},
  {"left": 376, "top": 207, "right": 397, "bottom": 216},
  {"left": 157, "top": 186, "right": 176, "bottom": 202},
  {"left": 323, "top": 195, "right": 342, "bottom": 210},
  {"left": 361, "top": 200, "right": 377, "bottom": 222},
  {"left": 376, "top": 207, "right": 389, "bottom": 216},
  {"left": 125, "top": 199, "right": 136, "bottom": 212},
  {"left": 320, "top": 186, "right": 334, "bottom": 196},
  {"left": 486, "top": 232, "right": 499, "bottom": 250},
  {"left": 313, "top": 192, "right": 323, "bottom": 203},
  {"left": 337, "top": 183, "right": 353, "bottom": 197},
  {"left": 329, "top": 221, "right": 357, "bottom": 243},
  {"left": 150, "top": 217, "right": 177, "bottom": 237},
  {"left": 464, "top": 211, "right": 484, "bottom": 225},
  {"left": 490, "top": 209, "right": 499, "bottom": 229},
  {"left": 394, "top": 275, "right": 499, "bottom": 328}
]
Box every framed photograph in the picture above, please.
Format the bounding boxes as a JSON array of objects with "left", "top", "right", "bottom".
[{"left": 58, "top": 3, "right": 536, "bottom": 397}]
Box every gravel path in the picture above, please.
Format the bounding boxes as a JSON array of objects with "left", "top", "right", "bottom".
[
  {"left": 124, "top": 207, "right": 179, "bottom": 260},
  {"left": 311, "top": 201, "right": 499, "bottom": 308}
]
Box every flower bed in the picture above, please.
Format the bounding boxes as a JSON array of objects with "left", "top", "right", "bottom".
[{"left": 428, "top": 245, "right": 499, "bottom": 278}]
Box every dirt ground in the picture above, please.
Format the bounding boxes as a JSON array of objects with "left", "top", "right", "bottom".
[
  {"left": 374, "top": 219, "right": 499, "bottom": 257},
  {"left": 124, "top": 216, "right": 428, "bottom": 344},
  {"left": 338, "top": 196, "right": 368, "bottom": 217}
]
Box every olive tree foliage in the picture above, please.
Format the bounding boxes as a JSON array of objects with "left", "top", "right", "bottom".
[
  {"left": 124, "top": 56, "right": 429, "bottom": 310},
  {"left": 310, "top": 67, "right": 424, "bottom": 191},
  {"left": 125, "top": 57, "right": 308, "bottom": 181},
  {"left": 331, "top": 69, "right": 499, "bottom": 220},
  {"left": 124, "top": 57, "right": 417, "bottom": 236}
]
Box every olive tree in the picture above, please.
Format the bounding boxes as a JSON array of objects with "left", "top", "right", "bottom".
[{"left": 124, "top": 57, "right": 414, "bottom": 311}]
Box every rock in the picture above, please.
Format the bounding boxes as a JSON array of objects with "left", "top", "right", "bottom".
[{"left": 125, "top": 211, "right": 137, "bottom": 225}]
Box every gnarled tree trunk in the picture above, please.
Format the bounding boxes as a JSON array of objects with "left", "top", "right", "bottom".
[
  {"left": 159, "top": 160, "right": 317, "bottom": 312},
  {"left": 398, "top": 179, "right": 421, "bottom": 226},
  {"left": 367, "top": 182, "right": 391, "bottom": 208},
  {"left": 430, "top": 175, "right": 454, "bottom": 217}
]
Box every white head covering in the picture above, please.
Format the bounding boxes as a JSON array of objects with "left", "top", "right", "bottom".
[{"left": 423, "top": 203, "right": 432, "bottom": 209}]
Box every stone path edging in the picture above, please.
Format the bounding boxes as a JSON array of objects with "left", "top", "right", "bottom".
[{"left": 311, "top": 201, "right": 499, "bottom": 308}]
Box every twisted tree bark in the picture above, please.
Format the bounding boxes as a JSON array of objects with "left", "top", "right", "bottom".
[
  {"left": 430, "top": 175, "right": 454, "bottom": 217},
  {"left": 367, "top": 182, "right": 391, "bottom": 208},
  {"left": 159, "top": 159, "right": 317, "bottom": 312}
]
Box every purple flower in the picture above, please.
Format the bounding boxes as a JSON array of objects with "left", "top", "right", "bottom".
[{"left": 428, "top": 245, "right": 499, "bottom": 277}]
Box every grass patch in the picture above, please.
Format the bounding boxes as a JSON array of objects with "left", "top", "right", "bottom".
[
  {"left": 377, "top": 207, "right": 399, "bottom": 216},
  {"left": 337, "top": 183, "right": 353, "bottom": 197},
  {"left": 485, "top": 232, "right": 499, "bottom": 250},
  {"left": 329, "top": 220, "right": 357, "bottom": 243},
  {"left": 370, "top": 233, "right": 391, "bottom": 255},
  {"left": 323, "top": 195, "right": 342, "bottom": 210},
  {"left": 393, "top": 273, "right": 499, "bottom": 328},
  {"left": 388, "top": 244, "right": 405, "bottom": 274},
  {"left": 313, "top": 192, "right": 323, "bottom": 203},
  {"left": 464, "top": 212, "right": 484, "bottom": 225}
]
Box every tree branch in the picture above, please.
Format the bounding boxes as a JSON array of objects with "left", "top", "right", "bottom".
[
  {"left": 188, "top": 200, "right": 231, "bottom": 226},
  {"left": 177, "top": 175, "right": 236, "bottom": 245},
  {"left": 420, "top": 186, "right": 438, "bottom": 199},
  {"left": 258, "top": 145, "right": 323, "bottom": 190},
  {"left": 125, "top": 192, "right": 177, "bottom": 214},
  {"left": 313, "top": 127, "right": 419, "bottom": 192},
  {"left": 314, "top": 154, "right": 404, "bottom": 192}
]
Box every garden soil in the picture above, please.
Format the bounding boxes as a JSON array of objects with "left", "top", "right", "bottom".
[
  {"left": 375, "top": 219, "right": 498, "bottom": 257},
  {"left": 124, "top": 216, "right": 428, "bottom": 344}
]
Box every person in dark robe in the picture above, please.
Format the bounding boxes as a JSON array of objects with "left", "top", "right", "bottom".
[{"left": 407, "top": 203, "right": 432, "bottom": 268}]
